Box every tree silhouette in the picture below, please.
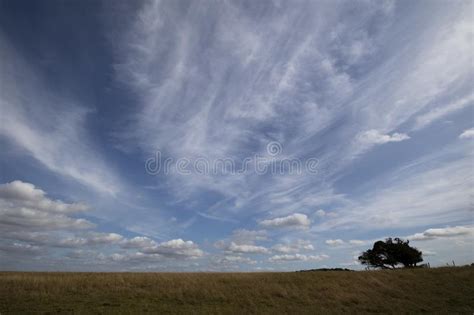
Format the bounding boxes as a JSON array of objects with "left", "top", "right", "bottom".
[{"left": 358, "top": 238, "right": 422, "bottom": 269}]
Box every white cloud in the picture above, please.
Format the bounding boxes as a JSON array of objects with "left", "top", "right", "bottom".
[
  {"left": 121, "top": 236, "right": 157, "bottom": 249},
  {"left": 213, "top": 229, "right": 269, "bottom": 256},
  {"left": 408, "top": 226, "right": 474, "bottom": 241},
  {"left": 142, "top": 239, "right": 204, "bottom": 258},
  {"left": 97, "top": 252, "right": 163, "bottom": 264},
  {"left": 0, "top": 180, "right": 95, "bottom": 232},
  {"left": 227, "top": 242, "right": 269, "bottom": 254},
  {"left": 459, "top": 128, "right": 474, "bottom": 139},
  {"left": 259, "top": 213, "right": 310, "bottom": 229},
  {"left": 272, "top": 240, "right": 314, "bottom": 253},
  {"left": 86, "top": 238, "right": 206, "bottom": 264},
  {"left": 0, "top": 180, "right": 89, "bottom": 214},
  {"left": 269, "top": 254, "right": 329, "bottom": 263},
  {"left": 0, "top": 180, "right": 45, "bottom": 201},
  {"left": 0, "top": 180, "right": 204, "bottom": 266},
  {"left": 58, "top": 233, "right": 124, "bottom": 247},
  {"left": 325, "top": 239, "right": 345, "bottom": 246},
  {"left": 357, "top": 129, "right": 410, "bottom": 145}
]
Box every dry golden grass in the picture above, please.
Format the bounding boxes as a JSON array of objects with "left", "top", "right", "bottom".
[{"left": 1, "top": 266, "right": 473, "bottom": 314}]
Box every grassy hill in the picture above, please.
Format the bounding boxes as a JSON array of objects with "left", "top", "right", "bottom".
[{"left": 1, "top": 266, "right": 473, "bottom": 314}]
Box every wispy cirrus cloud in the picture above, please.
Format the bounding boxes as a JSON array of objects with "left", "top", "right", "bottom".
[
  {"left": 413, "top": 94, "right": 474, "bottom": 130},
  {"left": 106, "top": 1, "right": 473, "bottom": 269},
  {"left": 110, "top": 0, "right": 394, "bottom": 209},
  {"left": 317, "top": 146, "right": 473, "bottom": 231},
  {"left": 1, "top": 0, "right": 473, "bottom": 271},
  {"left": 122, "top": 1, "right": 470, "bottom": 229},
  {"left": 0, "top": 35, "right": 122, "bottom": 196}
]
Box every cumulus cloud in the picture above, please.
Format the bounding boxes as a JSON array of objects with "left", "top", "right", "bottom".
[
  {"left": 226, "top": 242, "right": 269, "bottom": 254},
  {"left": 71, "top": 237, "right": 205, "bottom": 266},
  {"left": 141, "top": 239, "right": 204, "bottom": 258},
  {"left": 121, "top": 236, "right": 157, "bottom": 249},
  {"left": 358, "top": 129, "right": 410, "bottom": 145},
  {"left": 97, "top": 251, "right": 162, "bottom": 264},
  {"left": 272, "top": 240, "right": 314, "bottom": 253},
  {"left": 0, "top": 180, "right": 45, "bottom": 201},
  {"left": 0, "top": 180, "right": 204, "bottom": 267},
  {"left": 259, "top": 213, "right": 310, "bottom": 229},
  {"left": 0, "top": 180, "right": 95, "bottom": 232},
  {"left": 408, "top": 226, "right": 474, "bottom": 241},
  {"left": 459, "top": 128, "right": 474, "bottom": 139},
  {"left": 58, "top": 233, "right": 124, "bottom": 247},
  {"left": 78, "top": 238, "right": 206, "bottom": 265},
  {"left": 0, "top": 180, "right": 89, "bottom": 214},
  {"left": 269, "top": 254, "right": 329, "bottom": 263}
]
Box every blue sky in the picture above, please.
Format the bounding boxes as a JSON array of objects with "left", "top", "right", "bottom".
[{"left": 0, "top": 0, "right": 473, "bottom": 271}]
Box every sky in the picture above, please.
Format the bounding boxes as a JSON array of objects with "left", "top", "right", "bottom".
[{"left": 0, "top": 0, "right": 473, "bottom": 271}]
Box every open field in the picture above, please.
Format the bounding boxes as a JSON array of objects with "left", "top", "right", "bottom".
[{"left": 1, "top": 267, "right": 473, "bottom": 314}]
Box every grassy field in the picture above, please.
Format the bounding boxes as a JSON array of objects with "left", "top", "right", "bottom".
[{"left": 1, "top": 267, "right": 473, "bottom": 314}]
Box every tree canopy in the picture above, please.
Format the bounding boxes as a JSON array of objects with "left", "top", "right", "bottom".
[{"left": 358, "top": 238, "right": 423, "bottom": 269}]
